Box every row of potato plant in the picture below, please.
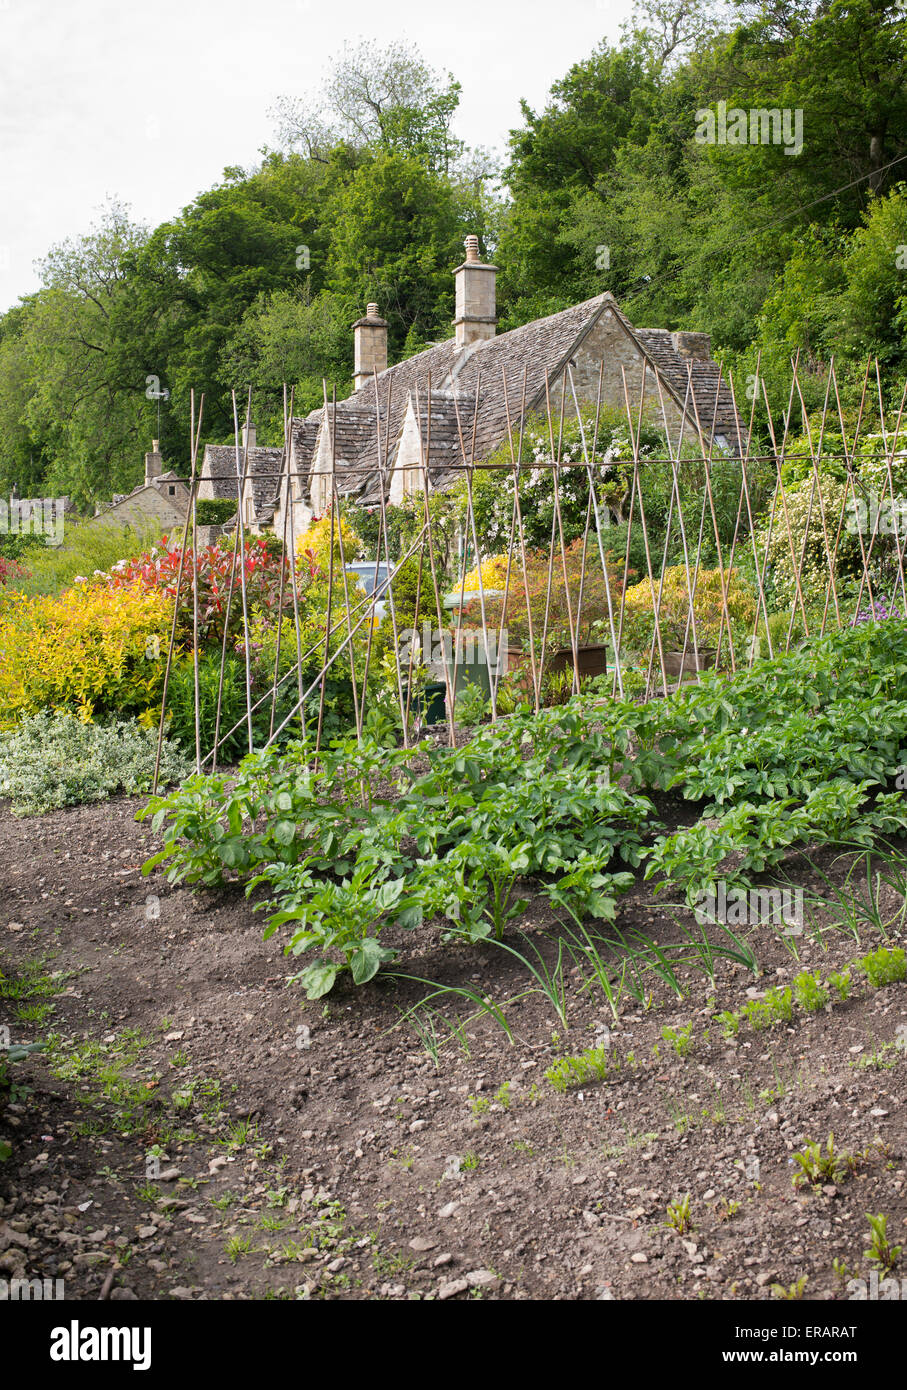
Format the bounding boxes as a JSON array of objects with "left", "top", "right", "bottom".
[{"left": 141, "top": 620, "right": 907, "bottom": 998}]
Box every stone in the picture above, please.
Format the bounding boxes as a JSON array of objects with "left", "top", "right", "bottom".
[{"left": 438, "top": 1277, "right": 468, "bottom": 1300}]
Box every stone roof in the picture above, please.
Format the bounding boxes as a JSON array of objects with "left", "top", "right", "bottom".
[
  {"left": 202, "top": 445, "right": 284, "bottom": 516},
  {"left": 289, "top": 291, "right": 746, "bottom": 503}
]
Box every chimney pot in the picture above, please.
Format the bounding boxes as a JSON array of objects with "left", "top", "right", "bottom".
[
  {"left": 352, "top": 304, "right": 388, "bottom": 391},
  {"left": 453, "top": 234, "right": 497, "bottom": 348},
  {"left": 144, "top": 440, "right": 163, "bottom": 486}
]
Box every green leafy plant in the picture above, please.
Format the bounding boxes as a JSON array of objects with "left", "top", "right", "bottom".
[
  {"left": 665, "top": 1194, "right": 693, "bottom": 1234},
  {"left": 864, "top": 1213, "right": 902, "bottom": 1274}
]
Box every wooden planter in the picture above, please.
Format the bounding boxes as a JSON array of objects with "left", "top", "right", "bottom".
[
  {"left": 548, "top": 643, "right": 610, "bottom": 681},
  {"left": 661, "top": 647, "right": 718, "bottom": 680}
]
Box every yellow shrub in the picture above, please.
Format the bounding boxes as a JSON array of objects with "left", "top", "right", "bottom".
[
  {"left": 461, "top": 555, "right": 510, "bottom": 590},
  {"left": 298, "top": 513, "right": 363, "bottom": 572},
  {"left": 0, "top": 583, "right": 173, "bottom": 728},
  {"left": 622, "top": 566, "right": 756, "bottom": 650}
]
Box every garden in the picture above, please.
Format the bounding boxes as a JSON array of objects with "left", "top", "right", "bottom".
[{"left": 1, "top": 391, "right": 906, "bottom": 1303}]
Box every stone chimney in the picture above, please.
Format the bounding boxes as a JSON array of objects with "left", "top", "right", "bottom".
[
  {"left": 671, "top": 331, "right": 712, "bottom": 361},
  {"left": 144, "top": 439, "right": 163, "bottom": 486},
  {"left": 352, "top": 304, "right": 388, "bottom": 391},
  {"left": 242, "top": 421, "right": 257, "bottom": 450},
  {"left": 453, "top": 235, "right": 497, "bottom": 348}
]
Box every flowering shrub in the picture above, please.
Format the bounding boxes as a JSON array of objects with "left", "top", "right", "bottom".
[
  {"left": 621, "top": 566, "right": 756, "bottom": 653},
  {"left": 0, "top": 711, "right": 190, "bottom": 815},
  {"left": 461, "top": 555, "right": 510, "bottom": 590},
  {"left": 462, "top": 540, "right": 632, "bottom": 651},
  {"left": 468, "top": 409, "right": 664, "bottom": 551},
  {"left": 106, "top": 534, "right": 308, "bottom": 648},
  {"left": 297, "top": 512, "right": 363, "bottom": 574},
  {"left": 854, "top": 597, "right": 905, "bottom": 624},
  {"left": 0, "top": 584, "right": 172, "bottom": 727},
  {"left": 0, "top": 555, "right": 27, "bottom": 587},
  {"left": 759, "top": 477, "right": 863, "bottom": 609}
]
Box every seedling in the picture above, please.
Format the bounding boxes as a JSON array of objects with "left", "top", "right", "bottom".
[
  {"left": 856, "top": 946, "right": 906, "bottom": 988},
  {"left": 791, "top": 1134, "right": 855, "bottom": 1189},
  {"left": 544, "top": 1046, "right": 614, "bottom": 1092},
  {"left": 770, "top": 1276, "right": 807, "bottom": 1300},
  {"left": 864, "top": 1213, "right": 902, "bottom": 1274},
  {"left": 828, "top": 968, "right": 852, "bottom": 1002},
  {"left": 661, "top": 1022, "right": 694, "bottom": 1058},
  {"left": 665, "top": 1194, "right": 693, "bottom": 1234},
  {"left": 791, "top": 970, "right": 828, "bottom": 1012}
]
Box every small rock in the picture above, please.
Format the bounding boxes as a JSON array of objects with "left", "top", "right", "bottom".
[
  {"left": 409, "top": 1236, "right": 437, "bottom": 1252},
  {"left": 137, "top": 1227, "right": 158, "bottom": 1240},
  {"left": 433, "top": 1253, "right": 453, "bottom": 1267},
  {"left": 438, "top": 1202, "right": 459, "bottom": 1219},
  {"left": 630, "top": 1253, "right": 648, "bottom": 1264},
  {"left": 438, "top": 1277, "right": 469, "bottom": 1300},
  {"left": 465, "top": 1269, "right": 499, "bottom": 1290},
  {"left": 110, "top": 1287, "right": 138, "bottom": 1301}
]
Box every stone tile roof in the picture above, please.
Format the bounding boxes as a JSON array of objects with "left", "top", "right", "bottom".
[
  {"left": 202, "top": 445, "right": 284, "bottom": 514},
  {"left": 289, "top": 292, "right": 746, "bottom": 503},
  {"left": 629, "top": 325, "right": 744, "bottom": 449}
]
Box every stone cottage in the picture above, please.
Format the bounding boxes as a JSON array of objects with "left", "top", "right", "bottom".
[
  {"left": 267, "top": 235, "right": 745, "bottom": 551},
  {"left": 94, "top": 441, "right": 190, "bottom": 532}
]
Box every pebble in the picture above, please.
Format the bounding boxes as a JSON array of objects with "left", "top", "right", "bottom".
[{"left": 438, "top": 1277, "right": 468, "bottom": 1300}]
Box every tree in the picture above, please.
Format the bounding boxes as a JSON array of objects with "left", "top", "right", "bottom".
[{"left": 271, "top": 40, "right": 464, "bottom": 174}]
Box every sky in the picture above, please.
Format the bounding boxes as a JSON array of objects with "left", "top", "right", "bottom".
[{"left": 0, "top": 0, "right": 634, "bottom": 313}]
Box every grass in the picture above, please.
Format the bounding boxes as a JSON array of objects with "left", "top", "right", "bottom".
[{"left": 6, "top": 518, "right": 161, "bottom": 598}]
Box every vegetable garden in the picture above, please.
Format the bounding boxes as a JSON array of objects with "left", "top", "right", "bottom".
[{"left": 1, "top": 360, "right": 906, "bottom": 1303}]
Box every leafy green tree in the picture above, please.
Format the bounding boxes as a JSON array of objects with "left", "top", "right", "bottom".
[{"left": 272, "top": 39, "right": 463, "bottom": 174}]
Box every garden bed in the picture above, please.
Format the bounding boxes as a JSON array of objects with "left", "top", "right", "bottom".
[{"left": 1, "top": 794, "right": 905, "bottom": 1302}]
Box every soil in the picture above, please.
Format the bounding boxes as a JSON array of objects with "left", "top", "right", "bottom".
[{"left": 1, "top": 791, "right": 906, "bottom": 1302}]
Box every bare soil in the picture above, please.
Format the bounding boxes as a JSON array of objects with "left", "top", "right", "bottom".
[{"left": 1, "top": 793, "right": 906, "bottom": 1302}]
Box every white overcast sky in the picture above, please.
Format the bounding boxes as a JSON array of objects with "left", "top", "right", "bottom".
[{"left": 0, "top": 0, "right": 634, "bottom": 313}]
